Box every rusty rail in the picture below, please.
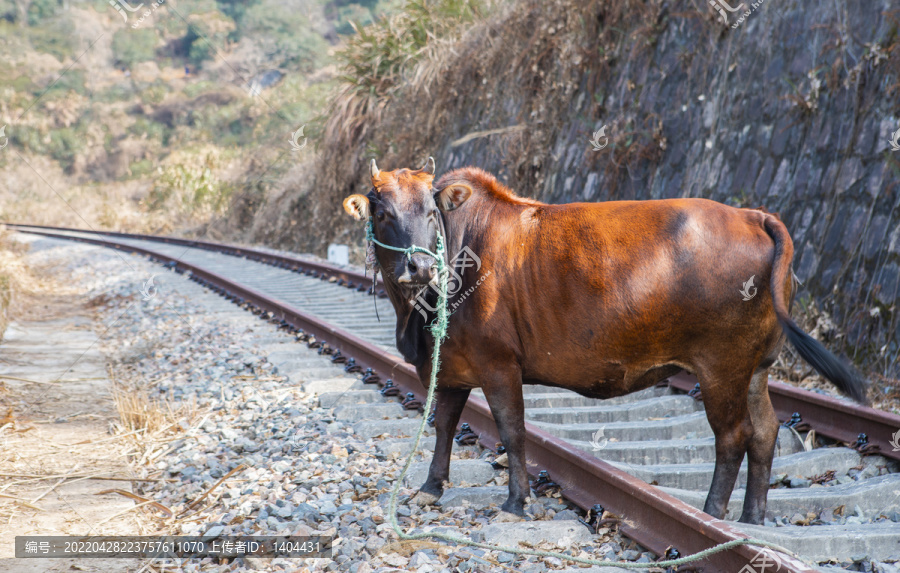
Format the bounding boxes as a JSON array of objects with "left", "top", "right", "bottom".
[
  {"left": 3, "top": 223, "right": 384, "bottom": 295},
  {"left": 667, "top": 373, "right": 900, "bottom": 462},
  {"left": 7, "top": 223, "right": 867, "bottom": 572}
]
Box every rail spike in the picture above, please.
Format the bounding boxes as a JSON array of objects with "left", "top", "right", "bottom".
[
  {"left": 401, "top": 392, "right": 422, "bottom": 410},
  {"left": 361, "top": 368, "right": 381, "bottom": 385},
  {"left": 380, "top": 379, "right": 399, "bottom": 397},
  {"left": 579, "top": 503, "right": 609, "bottom": 533},
  {"left": 454, "top": 423, "right": 478, "bottom": 446},
  {"left": 532, "top": 469, "right": 560, "bottom": 496}
]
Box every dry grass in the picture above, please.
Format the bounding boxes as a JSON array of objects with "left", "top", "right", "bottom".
[
  {"left": 0, "top": 274, "right": 9, "bottom": 342},
  {"left": 112, "top": 385, "right": 185, "bottom": 436},
  {"left": 0, "top": 228, "right": 41, "bottom": 340},
  {"left": 0, "top": 226, "right": 90, "bottom": 325},
  {"left": 109, "top": 370, "right": 204, "bottom": 470}
]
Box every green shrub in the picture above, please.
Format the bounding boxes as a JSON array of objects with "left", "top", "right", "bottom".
[
  {"left": 334, "top": 4, "right": 375, "bottom": 35},
  {"left": 9, "top": 125, "right": 43, "bottom": 153},
  {"left": 140, "top": 82, "right": 169, "bottom": 105},
  {"left": 241, "top": 3, "right": 330, "bottom": 70},
  {"left": 111, "top": 28, "right": 157, "bottom": 68},
  {"left": 216, "top": 0, "right": 260, "bottom": 29},
  {"left": 128, "top": 117, "right": 169, "bottom": 144},
  {"left": 129, "top": 158, "right": 155, "bottom": 178},
  {"left": 0, "top": 73, "right": 35, "bottom": 93},
  {"left": 40, "top": 68, "right": 86, "bottom": 97},
  {"left": 187, "top": 32, "right": 213, "bottom": 66},
  {"left": 147, "top": 158, "right": 233, "bottom": 215},
  {"left": 8, "top": 121, "right": 89, "bottom": 170},
  {"left": 27, "top": 18, "right": 75, "bottom": 60},
  {"left": 27, "top": 0, "right": 59, "bottom": 25},
  {"left": 183, "top": 0, "right": 219, "bottom": 16},
  {"left": 183, "top": 80, "right": 219, "bottom": 98},
  {"left": 47, "top": 126, "right": 82, "bottom": 171},
  {"left": 0, "top": 0, "right": 17, "bottom": 23},
  {"left": 95, "top": 83, "right": 136, "bottom": 103},
  {"left": 186, "top": 102, "right": 246, "bottom": 146},
  {"left": 182, "top": 10, "right": 235, "bottom": 66},
  {"left": 278, "top": 76, "right": 337, "bottom": 124},
  {"left": 336, "top": 0, "right": 485, "bottom": 98}
]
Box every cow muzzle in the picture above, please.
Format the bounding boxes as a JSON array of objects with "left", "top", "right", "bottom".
[{"left": 397, "top": 253, "right": 438, "bottom": 285}]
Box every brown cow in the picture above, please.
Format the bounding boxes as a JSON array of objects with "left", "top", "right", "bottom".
[{"left": 342, "top": 159, "right": 868, "bottom": 525}]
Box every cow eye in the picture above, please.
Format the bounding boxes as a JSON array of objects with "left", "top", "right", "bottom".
[{"left": 376, "top": 211, "right": 386, "bottom": 221}]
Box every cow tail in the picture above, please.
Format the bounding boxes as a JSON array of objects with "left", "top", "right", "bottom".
[{"left": 763, "top": 215, "right": 869, "bottom": 405}]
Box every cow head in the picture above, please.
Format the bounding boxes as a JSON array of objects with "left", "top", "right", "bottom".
[{"left": 343, "top": 158, "right": 472, "bottom": 287}]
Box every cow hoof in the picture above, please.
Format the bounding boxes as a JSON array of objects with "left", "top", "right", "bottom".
[
  {"left": 411, "top": 491, "right": 440, "bottom": 506},
  {"left": 493, "top": 510, "right": 525, "bottom": 523}
]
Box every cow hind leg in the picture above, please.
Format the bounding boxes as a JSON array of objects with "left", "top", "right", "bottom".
[
  {"left": 699, "top": 367, "right": 754, "bottom": 520},
  {"left": 739, "top": 368, "right": 779, "bottom": 524},
  {"left": 412, "top": 389, "right": 471, "bottom": 506}
]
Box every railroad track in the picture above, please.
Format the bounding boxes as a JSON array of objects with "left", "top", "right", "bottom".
[{"left": 6, "top": 223, "right": 900, "bottom": 572}]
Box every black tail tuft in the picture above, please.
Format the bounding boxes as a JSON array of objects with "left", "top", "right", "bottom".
[
  {"left": 763, "top": 214, "right": 869, "bottom": 405},
  {"left": 780, "top": 318, "right": 869, "bottom": 405}
]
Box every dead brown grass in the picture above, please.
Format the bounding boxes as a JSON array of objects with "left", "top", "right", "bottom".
[
  {"left": 108, "top": 367, "right": 204, "bottom": 474},
  {"left": 112, "top": 385, "right": 182, "bottom": 436},
  {"left": 0, "top": 226, "right": 91, "bottom": 329},
  {"left": 111, "top": 380, "right": 200, "bottom": 436},
  {"left": 0, "top": 228, "right": 37, "bottom": 340}
]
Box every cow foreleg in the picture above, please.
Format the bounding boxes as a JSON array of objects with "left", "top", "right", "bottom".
[
  {"left": 482, "top": 370, "right": 528, "bottom": 521},
  {"left": 411, "top": 389, "right": 471, "bottom": 506}
]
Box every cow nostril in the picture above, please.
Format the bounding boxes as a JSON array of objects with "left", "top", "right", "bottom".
[{"left": 407, "top": 260, "right": 418, "bottom": 274}]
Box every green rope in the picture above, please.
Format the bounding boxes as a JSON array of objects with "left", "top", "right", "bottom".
[
  {"left": 364, "top": 218, "right": 811, "bottom": 570},
  {"left": 366, "top": 218, "right": 446, "bottom": 264}
]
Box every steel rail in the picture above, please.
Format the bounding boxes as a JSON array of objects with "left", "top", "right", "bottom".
[
  {"left": 6, "top": 224, "right": 857, "bottom": 572},
  {"left": 3, "top": 222, "right": 385, "bottom": 295},
  {"left": 667, "top": 373, "right": 900, "bottom": 462}
]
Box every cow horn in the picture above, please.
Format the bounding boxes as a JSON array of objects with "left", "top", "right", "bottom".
[
  {"left": 420, "top": 156, "right": 435, "bottom": 175},
  {"left": 370, "top": 158, "right": 380, "bottom": 179}
]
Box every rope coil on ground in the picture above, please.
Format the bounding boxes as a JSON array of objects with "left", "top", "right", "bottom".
[{"left": 363, "top": 219, "right": 811, "bottom": 569}]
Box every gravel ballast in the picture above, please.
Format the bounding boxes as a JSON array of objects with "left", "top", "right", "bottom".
[{"left": 19, "top": 235, "right": 649, "bottom": 572}]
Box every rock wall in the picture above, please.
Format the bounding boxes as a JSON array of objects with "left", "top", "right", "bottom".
[{"left": 270, "top": 0, "right": 900, "bottom": 374}]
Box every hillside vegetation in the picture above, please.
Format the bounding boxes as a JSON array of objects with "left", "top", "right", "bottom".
[{"left": 0, "top": 0, "right": 393, "bottom": 235}]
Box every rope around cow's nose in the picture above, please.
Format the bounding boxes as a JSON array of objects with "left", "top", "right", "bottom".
[
  {"left": 365, "top": 218, "right": 446, "bottom": 271},
  {"left": 362, "top": 217, "right": 809, "bottom": 570}
]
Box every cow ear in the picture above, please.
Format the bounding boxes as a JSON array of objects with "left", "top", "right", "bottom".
[
  {"left": 343, "top": 194, "right": 370, "bottom": 220},
  {"left": 436, "top": 184, "right": 472, "bottom": 211}
]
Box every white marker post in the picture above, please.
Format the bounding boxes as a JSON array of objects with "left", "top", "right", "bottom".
[{"left": 327, "top": 244, "right": 350, "bottom": 266}]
